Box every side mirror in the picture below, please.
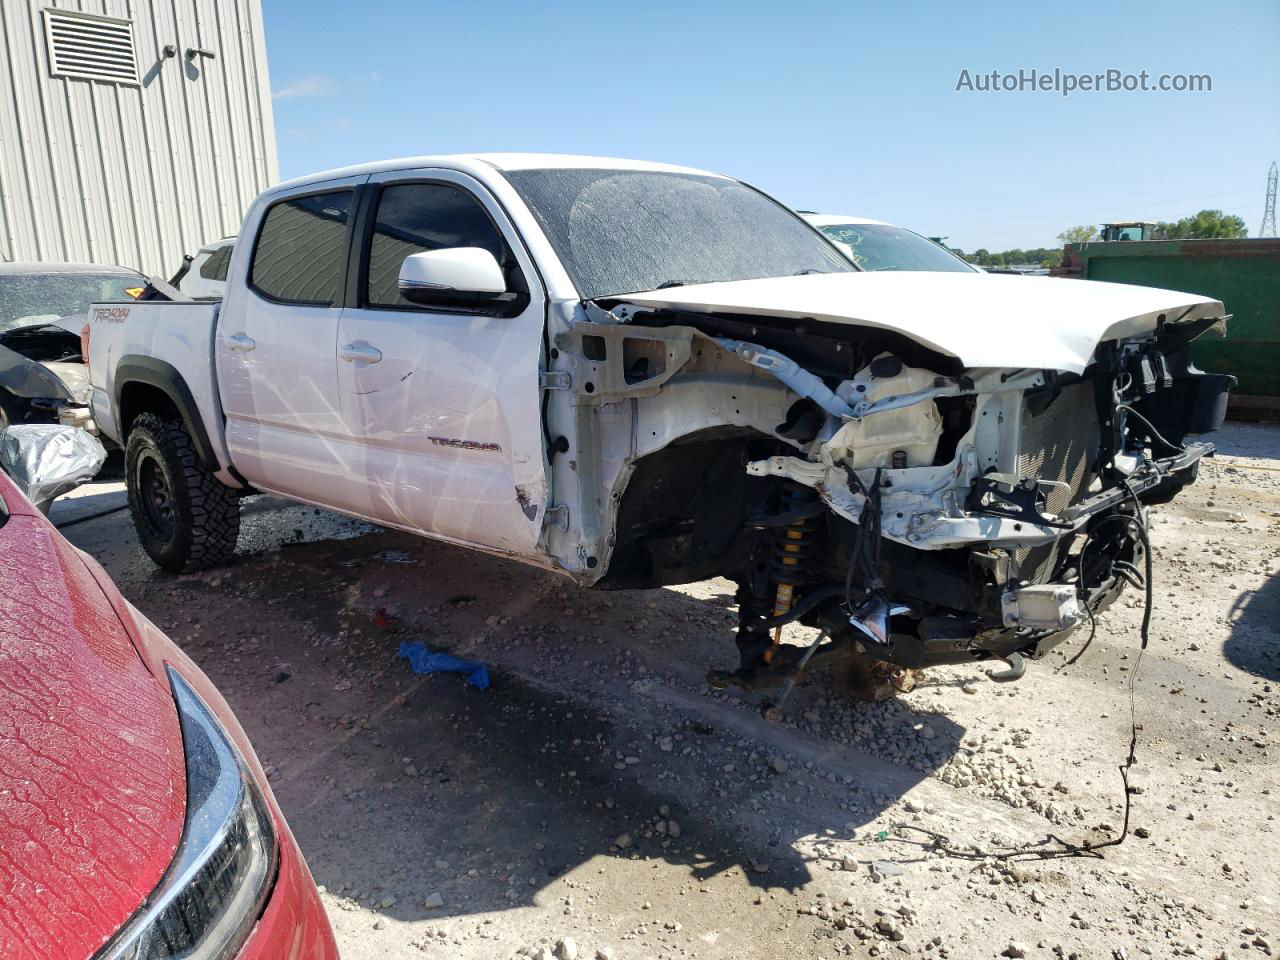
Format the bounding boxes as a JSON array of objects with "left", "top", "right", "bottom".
[
  {"left": 0, "top": 425, "right": 106, "bottom": 514},
  {"left": 397, "top": 248, "right": 526, "bottom": 314}
]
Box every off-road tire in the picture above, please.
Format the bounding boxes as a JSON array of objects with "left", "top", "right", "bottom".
[{"left": 125, "top": 412, "right": 239, "bottom": 572}]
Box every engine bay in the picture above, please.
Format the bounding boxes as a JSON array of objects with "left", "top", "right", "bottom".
[{"left": 548, "top": 299, "right": 1233, "bottom": 703}]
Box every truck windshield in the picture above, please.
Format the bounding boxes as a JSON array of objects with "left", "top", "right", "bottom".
[
  {"left": 817, "top": 223, "right": 977, "bottom": 273},
  {"left": 0, "top": 272, "right": 143, "bottom": 333},
  {"left": 504, "top": 169, "right": 855, "bottom": 299}
]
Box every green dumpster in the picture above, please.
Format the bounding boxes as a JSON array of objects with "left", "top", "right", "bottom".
[{"left": 1059, "top": 238, "right": 1280, "bottom": 417}]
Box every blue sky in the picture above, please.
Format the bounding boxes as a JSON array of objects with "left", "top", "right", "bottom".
[{"left": 263, "top": 0, "right": 1280, "bottom": 252}]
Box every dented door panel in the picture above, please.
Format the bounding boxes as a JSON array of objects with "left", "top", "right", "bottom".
[{"left": 334, "top": 169, "right": 549, "bottom": 555}]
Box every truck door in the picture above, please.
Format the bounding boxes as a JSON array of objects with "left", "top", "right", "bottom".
[
  {"left": 333, "top": 169, "right": 549, "bottom": 556},
  {"left": 216, "top": 176, "right": 368, "bottom": 509}
]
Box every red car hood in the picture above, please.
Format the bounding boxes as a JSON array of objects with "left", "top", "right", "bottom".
[{"left": 0, "top": 491, "right": 186, "bottom": 959}]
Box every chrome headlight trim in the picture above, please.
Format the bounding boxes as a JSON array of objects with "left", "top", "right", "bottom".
[{"left": 96, "top": 667, "right": 278, "bottom": 960}]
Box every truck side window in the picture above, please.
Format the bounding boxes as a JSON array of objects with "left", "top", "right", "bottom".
[
  {"left": 365, "top": 183, "right": 513, "bottom": 308},
  {"left": 249, "top": 190, "right": 353, "bottom": 305}
]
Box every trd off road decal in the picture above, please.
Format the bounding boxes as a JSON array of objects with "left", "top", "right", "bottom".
[{"left": 428, "top": 436, "right": 503, "bottom": 453}]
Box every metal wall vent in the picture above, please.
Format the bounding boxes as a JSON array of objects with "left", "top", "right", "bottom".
[{"left": 43, "top": 8, "right": 139, "bottom": 85}]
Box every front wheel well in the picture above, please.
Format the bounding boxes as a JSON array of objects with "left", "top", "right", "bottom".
[{"left": 597, "top": 427, "right": 789, "bottom": 589}]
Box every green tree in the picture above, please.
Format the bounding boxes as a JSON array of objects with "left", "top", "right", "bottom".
[
  {"left": 1151, "top": 210, "right": 1248, "bottom": 240},
  {"left": 960, "top": 245, "right": 1062, "bottom": 268},
  {"left": 1057, "top": 225, "right": 1098, "bottom": 245}
]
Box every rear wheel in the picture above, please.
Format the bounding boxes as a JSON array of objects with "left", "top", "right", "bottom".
[{"left": 125, "top": 412, "right": 239, "bottom": 572}]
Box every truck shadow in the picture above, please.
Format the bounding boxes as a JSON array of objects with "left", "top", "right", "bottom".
[
  {"left": 133, "top": 506, "right": 969, "bottom": 927},
  {"left": 1224, "top": 569, "right": 1280, "bottom": 682},
  {"left": 1210, "top": 422, "right": 1280, "bottom": 684},
  {"left": 285, "top": 662, "right": 957, "bottom": 922}
]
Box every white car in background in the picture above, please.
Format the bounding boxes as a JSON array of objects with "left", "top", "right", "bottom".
[
  {"left": 171, "top": 236, "right": 235, "bottom": 299},
  {"left": 801, "top": 213, "right": 978, "bottom": 273}
]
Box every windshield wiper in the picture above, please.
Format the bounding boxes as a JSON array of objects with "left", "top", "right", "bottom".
[{"left": 656, "top": 280, "right": 687, "bottom": 289}]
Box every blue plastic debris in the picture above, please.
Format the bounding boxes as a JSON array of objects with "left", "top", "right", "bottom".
[{"left": 397, "top": 641, "right": 490, "bottom": 690}]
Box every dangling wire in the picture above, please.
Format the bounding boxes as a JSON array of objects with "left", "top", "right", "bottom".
[
  {"left": 891, "top": 479, "right": 1154, "bottom": 862},
  {"left": 892, "top": 373, "right": 1170, "bottom": 860},
  {"left": 1116, "top": 403, "right": 1185, "bottom": 455},
  {"left": 1056, "top": 510, "right": 1136, "bottom": 674}
]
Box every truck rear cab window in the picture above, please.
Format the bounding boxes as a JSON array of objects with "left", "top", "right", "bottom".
[
  {"left": 365, "top": 183, "right": 517, "bottom": 308},
  {"left": 249, "top": 191, "right": 353, "bottom": 305},
  {"left": 200, "top": 244, "right": 233, "bottom": 281}
]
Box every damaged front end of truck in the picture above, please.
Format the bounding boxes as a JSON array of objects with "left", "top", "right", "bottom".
[{"left": 544, "top": 272, "right": 1233, "bottom": 704}]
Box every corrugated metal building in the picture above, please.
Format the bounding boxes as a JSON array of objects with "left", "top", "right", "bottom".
[{"left": 0, "top": 1, "right": 277, "bottom": 275}]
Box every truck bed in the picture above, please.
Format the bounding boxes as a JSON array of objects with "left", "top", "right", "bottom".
[{"left": 86, "top": 299, "right": 235, "bottom": 477}]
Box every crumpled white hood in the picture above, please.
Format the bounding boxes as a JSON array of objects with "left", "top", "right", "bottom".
[{"left": 611, "top": 272, "right": 1224, "bottom": 374}]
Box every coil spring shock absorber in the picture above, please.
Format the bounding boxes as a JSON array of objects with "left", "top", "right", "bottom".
[{"left": 767, "top": 485, "right": 821, "bottom": 658}]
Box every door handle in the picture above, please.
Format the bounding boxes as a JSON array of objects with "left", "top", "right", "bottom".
[
  {"left": 340, "top": 342, "right": 383, "bottom": 364},
  {"left": 225, "top": 333, "right": 256, "bottom": 352}
]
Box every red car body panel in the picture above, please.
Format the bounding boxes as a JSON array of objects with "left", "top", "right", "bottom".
[
  {"left": 236, "top": 827, "right": 339, "bottom": 960},
  {"left": 0, "top": 509, "right": 186, "bottom": 960},
  {"left": 0, "top": 473, "right": 338, "bottom": 959},
  {"left": 105, "top": 595, "right": 340, "bottom": 960}
]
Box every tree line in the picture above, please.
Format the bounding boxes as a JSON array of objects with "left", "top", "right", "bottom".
[{"left": 948, "top": 209, "right": 1249, "bottom": 268}]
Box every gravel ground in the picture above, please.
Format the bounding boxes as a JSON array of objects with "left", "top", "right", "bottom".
[{"left": 57, "top": 423, "right": 1279, "bottom": 960}]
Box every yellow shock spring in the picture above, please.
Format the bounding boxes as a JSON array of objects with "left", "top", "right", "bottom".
[{"left": 769, "top": 524, "right": 808, "bottom": 654}]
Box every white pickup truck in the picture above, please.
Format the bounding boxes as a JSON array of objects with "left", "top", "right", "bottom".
[{"left": 87, "top": 153, "right": 1233, "bottom": 702}]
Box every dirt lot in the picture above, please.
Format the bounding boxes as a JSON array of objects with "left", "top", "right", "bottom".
[{"left": 57, "top": 424, "right": 1278, "bottom": 960}]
